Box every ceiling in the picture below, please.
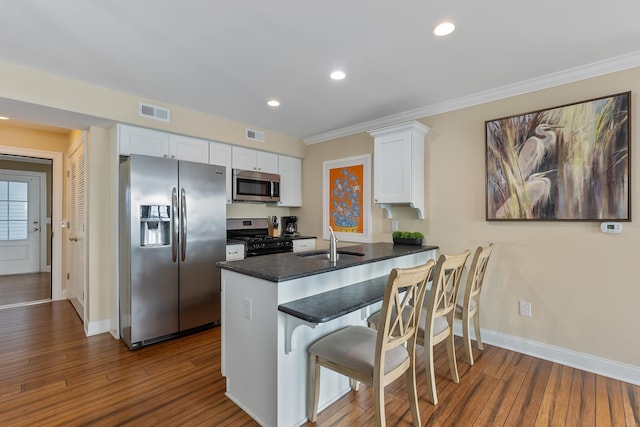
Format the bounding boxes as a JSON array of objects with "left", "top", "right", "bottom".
[{"left": 1, "top": 1, "right": 640, "bottom": 142}]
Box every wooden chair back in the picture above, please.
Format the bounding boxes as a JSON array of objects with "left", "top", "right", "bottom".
[
  {"left": 426, "top": 250, "right": 470, "bottom": 324},
  {"left": 463, "top": 244, "right": 494, "bottom": 310},
  {"left": 375, "top": 259, "right": 435, "bottom": 374}
]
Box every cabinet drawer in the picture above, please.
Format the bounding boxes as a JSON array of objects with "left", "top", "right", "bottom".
[
  {"left": 226, "top": 244, "right": 245, "bottom": 261},
  {"left": 292, "top": 239, "right": 316, "bottom": 253}
]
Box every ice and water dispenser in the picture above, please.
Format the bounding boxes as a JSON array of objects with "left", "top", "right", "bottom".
[{"left": 140, "top": 204, "right": 171, "bottom": 246}]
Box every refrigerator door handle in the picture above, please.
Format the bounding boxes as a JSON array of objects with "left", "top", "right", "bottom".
[
  {"left": 172, "top": 187, "right": 179, "bottom": 262},
  {"left": 180, "top": 187, "right": 187, "bottom": 262}
]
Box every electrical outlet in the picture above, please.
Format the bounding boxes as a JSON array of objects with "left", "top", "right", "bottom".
[
  {"left": 391, "top": 220, "right": 399, "bottom": 232},
  {"left": 519, "top": 301, "right": 532, "bottom": 317},
  {"left": 243, "top": 297, "right": 253, "bottom": 319}
]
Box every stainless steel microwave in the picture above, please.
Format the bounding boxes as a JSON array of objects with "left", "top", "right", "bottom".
[{"left": 232, "top": 169, "right": 280, "bottom": 203}]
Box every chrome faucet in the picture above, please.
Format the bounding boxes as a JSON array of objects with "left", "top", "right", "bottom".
[{"left": 328, "top": 226, "right": 338, "bottom": 263}]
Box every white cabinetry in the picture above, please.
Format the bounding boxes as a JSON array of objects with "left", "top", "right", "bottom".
[
  {"left": 225, "top": 244, "right": 245, "bottom": 261},
  {"left": 369, "top": 121, "right": 429, "bottom": 219},
  {"left": 277, "top": 155, "right": 302, "bottom": 207},
  {"left": 209, "top": 141, "right": 233, "bottom": 204},
  {"left": 118, "top": 124, "right": 209, "bottom": 164},
  {"left": 168, "top": 134, "right": 209, "bottom": 163},
  {"left": 232, "top": 146, "right": 278, "bottom": 174},
  {"left": 118, "top": 125, "right": 169, "bottom": 158},
  {"left": 292, "top": 238, "right": 316, "bottom": 253}
]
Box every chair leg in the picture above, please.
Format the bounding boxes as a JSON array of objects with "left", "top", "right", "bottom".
[
  {"left": 307, "top": 355, "right": 321, "bottom": 422},
  {"left": 474, "top": 311, "right": 483, "bottom": 351},
  {"left": 425, "top": 345, "right": 438, "bottom": 405},
  {"left": 462, "top": 312, "right": 474, "bottom": 366},
  {"left": 446, "top": 332, "right": 459, "bottom": 383},
  {"left": 373, "top": 377, "right": 386, "bottom": 427},
  {"left": 405, "top": 361, "right": 422, "bottom": 426}
]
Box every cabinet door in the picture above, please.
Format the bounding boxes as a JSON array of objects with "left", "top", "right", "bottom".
[
  {"left": 232, "top": 146, "right": 279, "bottom": 173},
  {"left": 373, "top": 131, "right": 412, "bottom": 203},
  {"left": 169, "top": 134, "right": 209, "bottom": 163},
  {"left": 232, "top": 146, "right": 257, "bottom": 170},
  {"left": 210, "top": 141, "right": 233, "bottom": 204},
  {"left": 256, "top": 151, "right": 279, "bottom": 174},
  {"left": 292, "top": 239, "right": 316, "bottom": 253},
  {"left": 278, "top": 155, "right": 302, "bottom": 206},
  {"left": 118, "top": 124, "right": 170, "bottom": 157},
  {"left": 225, "top": 244, "right": 245, "bottom": 261}
]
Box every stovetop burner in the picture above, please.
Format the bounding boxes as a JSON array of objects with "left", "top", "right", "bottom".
[{"left": 227, "top": 218, "right": 295, "bottom": 256}]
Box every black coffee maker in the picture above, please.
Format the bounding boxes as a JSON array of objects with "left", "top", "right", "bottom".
[{"left": 282, "top": 216, "right": 299, "bottom": 236}]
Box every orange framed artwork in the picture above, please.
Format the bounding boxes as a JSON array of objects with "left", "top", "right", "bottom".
[{"left": 323, "top": 154, "right": 371, "bottom": 243}]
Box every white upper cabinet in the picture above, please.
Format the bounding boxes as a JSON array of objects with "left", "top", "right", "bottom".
[
  {"left": 277, "top": 155, "right": 302, "bottom": 207},
  {"left": 118, "top": 124, "right": 170, "bottom": 158},
  {"left": 232, "top": 146, "right": 279, "bottom": 174},
  {"left": 169, "top": 134, "right": 209, "bottom": 163},
  {"left": 209, "top": 141, "right": 233, "bottom": 204},
  {"left": 118, "top": 124, "right": 209, "bottom": 164},
  {"left": 369, "top": 121, "right": 430, "bottom": 219}
]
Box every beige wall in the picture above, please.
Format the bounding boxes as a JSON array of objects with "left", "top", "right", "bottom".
[
  {"left": 0, "top": 125, "right": 69, "bottom": 268},
  {"left": 0, "top": 60, "right": 305, "bottom": 158},
  {"left": 299, "top": 67, "right": 640, "bottom": 367}
]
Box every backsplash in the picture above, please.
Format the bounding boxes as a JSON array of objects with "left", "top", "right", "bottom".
[{"left": 226, "top": 203, "right": 292, "bottom": 224}]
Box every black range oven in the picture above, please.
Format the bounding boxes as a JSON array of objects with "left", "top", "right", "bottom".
[{"left": 227, "top": 218, "right": 293, "bottom": 257}]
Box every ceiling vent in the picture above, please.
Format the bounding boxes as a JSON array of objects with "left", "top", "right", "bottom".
[
  {"left": 245, "top": 128, "right": 265, "bottom": 142},
  {"left": 138, "top": 102, "right": 171, "bottom": 122}
]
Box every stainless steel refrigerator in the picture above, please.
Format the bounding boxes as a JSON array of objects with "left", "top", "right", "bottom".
[{"left": 119, "top": 154, "right": 225, "bottom": 349}]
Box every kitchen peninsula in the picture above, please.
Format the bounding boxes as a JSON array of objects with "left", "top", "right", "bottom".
[{"left": 217, "top": 242, "right": 438, "bottom": 427}]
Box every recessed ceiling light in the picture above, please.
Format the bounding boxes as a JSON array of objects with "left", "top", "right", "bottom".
[
  {"left": 330, "top": 70, "right": 346, "bottom": 80},
  {"left": 0, "top": 116, "right": 9, "bottom": 120},
  {"left": 267, "top": 99, "right": 280, "bottom": 107},
  {"left": 433, "top": 21, "right": 455, "bottom": 37}
]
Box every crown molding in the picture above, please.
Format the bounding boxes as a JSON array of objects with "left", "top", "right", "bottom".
[{"left": 303, "top": 50, "right": 640, "bottom": 145}]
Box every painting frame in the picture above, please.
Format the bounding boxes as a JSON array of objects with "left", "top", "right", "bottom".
[
  {"left": 323, "top": 154, "right": 372, "bottom": 243},
  {"left": 486, "top": 91, "right": 631, "bottom": 221}
]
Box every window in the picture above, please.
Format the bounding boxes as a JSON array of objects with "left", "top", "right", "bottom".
[{"left": 0, "top": 180, "right": 28, "bottom": 240}]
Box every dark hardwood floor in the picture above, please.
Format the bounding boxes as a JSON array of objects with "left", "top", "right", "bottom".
[
  {"left": 0, "top": 272, "right": 51, "bottom": 307},
  {"left": 0, "top": 301, "right": 638, "bottom": 426}
]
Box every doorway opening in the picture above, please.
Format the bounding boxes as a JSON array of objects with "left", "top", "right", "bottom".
[
  {"left": 0, "top": 163, "right": 51, "bottom": 307},
  {"left": 0, "top": 147, "right": 62, "bottom": 310}
]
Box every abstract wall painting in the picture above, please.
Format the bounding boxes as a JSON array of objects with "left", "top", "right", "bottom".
[
  {"left": 323, "top": 154, "right": 371, "bottom": 242},
  {"left": 486, "top": 92, "right": 630, "bottom": 221}
]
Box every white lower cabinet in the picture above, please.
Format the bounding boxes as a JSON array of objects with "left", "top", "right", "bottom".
[
  {"left": 226, "top": 244, "right": 245, "bottom": 261},
  {"left": 292, "top": 238, "right": 316, "bottom": 253}
]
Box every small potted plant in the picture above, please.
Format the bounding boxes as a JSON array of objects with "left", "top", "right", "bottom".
[{"left": 392, "top": 231, "right": 424, "bottom": 246}]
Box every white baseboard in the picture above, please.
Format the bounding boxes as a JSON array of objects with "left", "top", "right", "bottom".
[
  {"left": 454, "top": 323, "right": 640, "bottom": 386},
  {"left": 86, "top": 318, "right": 111, "bottom": 337}
]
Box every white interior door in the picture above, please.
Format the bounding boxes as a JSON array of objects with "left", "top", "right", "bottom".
[
  {"left": 67, "top": 135, "right": 86, "bottom": 319},
  {"left": 0, "top": 171, "right": 42, "bottom": 275}
]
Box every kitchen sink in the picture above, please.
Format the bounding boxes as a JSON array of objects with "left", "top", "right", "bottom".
[{"left": 296, "top": 250, "right": 365, "bottom": 260}]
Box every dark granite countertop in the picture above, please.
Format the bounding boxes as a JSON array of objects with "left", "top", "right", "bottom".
[
  {"left": 287, "top": 235, "right": 316, "bottom": 240},
  {"left": 278, "top": 275, "right": 389, "bottom": 322},
  {"left": 226, "top": 239, "right": 245, "bottom": 245},
  {"left": 216, "top": 242, "right": 438, "bottom": 283}
]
